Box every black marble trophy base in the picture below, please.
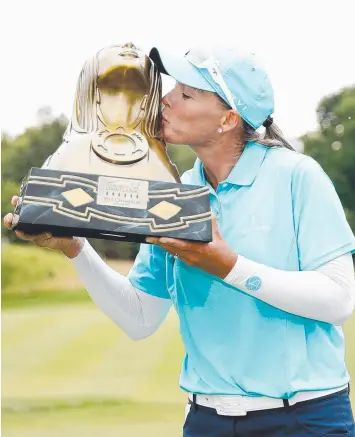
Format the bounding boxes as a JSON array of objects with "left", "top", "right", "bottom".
[{"left": 13, "top": 168, "right": 212, "bottom": 243}]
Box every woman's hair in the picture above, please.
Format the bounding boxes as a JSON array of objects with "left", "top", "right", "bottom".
[
  {"left": 217, "top": 96, "right": 295, "bottom": 151},
  {"left": 242, "top": 119, "right": 295, "bottom": 151}
]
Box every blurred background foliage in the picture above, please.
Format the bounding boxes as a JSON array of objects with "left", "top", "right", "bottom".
[{"left": 302, "top": 85, "right": 355, "bottom": 232}]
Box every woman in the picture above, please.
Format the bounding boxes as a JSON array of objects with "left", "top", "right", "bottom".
[{"left": 4, "top": 44, "right": 355, "bottom": 436}]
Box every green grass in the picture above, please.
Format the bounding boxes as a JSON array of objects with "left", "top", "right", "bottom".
[
  {"left": 2, "top": 401, "right": 183, "bottom": 437},
  {"left": 2, "top": 244, "right": 71, "bottom": 291},
  {"left": 2, "top": 244, "right": 355, "bottom": 436},
  {"left": 2, "top": 305, "right": 355, "bottom": 437},
  {"left": 1, "top": 304, "right": 186, "bottom": 437},
  {"left": 1, "top": 244, "right": 132, "bottom": 308}
]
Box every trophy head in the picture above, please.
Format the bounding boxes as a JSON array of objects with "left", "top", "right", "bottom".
[
  {"left": 48, "top": 42, "right": 179, "bottom": 181},
  {"left": 69, "top": 42, "right": 162, "bottom": 139}
]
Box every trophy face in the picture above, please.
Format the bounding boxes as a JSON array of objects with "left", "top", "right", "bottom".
[
  {"left": 91, "top": 44, "right": 151, "bottom": 164},
  {"left": 46, "top": 42, "right": 180, "bottom": 183}
]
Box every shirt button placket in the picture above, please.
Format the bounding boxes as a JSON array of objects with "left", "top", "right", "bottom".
[
  {"left": 215, "top": 198, "right": 222, "bottom": 225},
  {"left": 215, "top": 184, "right": 227, "bottom": 225},
  {"left": 210, "top": 192, "right": 219, "bottom": 225}
]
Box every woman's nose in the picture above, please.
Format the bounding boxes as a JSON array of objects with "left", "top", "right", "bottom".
[{"left": 162, "top": 91, "right": 172, "bottom": 108}]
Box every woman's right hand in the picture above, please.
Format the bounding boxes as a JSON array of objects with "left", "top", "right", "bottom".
[{"left": 3, "top": 196, "right": 84, "bottom": 258}]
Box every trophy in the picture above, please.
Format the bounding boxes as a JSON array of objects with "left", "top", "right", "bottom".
[{"left": 13, "top": 43, "right": 212, "bottom": 243}]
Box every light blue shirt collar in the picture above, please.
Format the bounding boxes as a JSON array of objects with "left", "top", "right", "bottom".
[{"left": 193, "top": 142, "right": 268, "bottom": 187}]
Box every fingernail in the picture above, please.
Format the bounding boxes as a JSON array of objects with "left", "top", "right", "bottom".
[
  {"left": 160, "top": 238, "right": 167, "bottom": 244},
  {"left": 146, "top": 237, "right": 153, "bottom": 243}
]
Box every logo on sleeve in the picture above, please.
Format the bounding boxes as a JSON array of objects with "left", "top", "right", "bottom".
[{"left": 246, "top": 276, "right": 262, "bottom": 291}]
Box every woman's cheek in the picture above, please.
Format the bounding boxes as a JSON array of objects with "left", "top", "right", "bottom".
[{"left": 161, "top": 125, "right": 175, "bottom": 142}]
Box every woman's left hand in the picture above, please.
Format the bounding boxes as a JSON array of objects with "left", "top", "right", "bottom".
[{"left": 146, "top": 216, "right": 238, "bottom": 279}]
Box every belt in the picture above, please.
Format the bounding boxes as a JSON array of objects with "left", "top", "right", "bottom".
[{"left": 188, "top": 384, "right": 349, "bottom": 416}]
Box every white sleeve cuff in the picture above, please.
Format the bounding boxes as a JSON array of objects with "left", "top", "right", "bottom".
[{"left": 223, "top": 254, "right": 355, "bottom": 325}]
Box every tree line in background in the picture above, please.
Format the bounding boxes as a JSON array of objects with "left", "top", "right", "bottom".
[
  {"left": 301, "top": 86, "right": 355, "bottom": 232},
  {"left": 2, "top": 86, "right": 354, "bottom": 259}
]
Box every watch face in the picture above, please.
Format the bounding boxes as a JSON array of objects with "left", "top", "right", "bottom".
[{"left": 91, "top": 130, "right": 149, "bottom": 164}]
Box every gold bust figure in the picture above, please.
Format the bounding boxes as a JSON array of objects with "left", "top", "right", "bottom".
[{"left": 45, "top": 42, "right": 180, "bottom": 183}]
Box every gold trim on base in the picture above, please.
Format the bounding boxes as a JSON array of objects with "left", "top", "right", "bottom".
[{"left": 23, "top": 196, "right": 211, "bottom": 233}]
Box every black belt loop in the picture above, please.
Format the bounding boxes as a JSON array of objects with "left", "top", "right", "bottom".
[
  {"left": 191, "top": 393, "right": 198, "bottom": 412},
  {"left": 348, "top": 383, "right": 351, "bottom": 394},
  {"left": 282, "top": 398, "right": 290, "bottom": 408}
]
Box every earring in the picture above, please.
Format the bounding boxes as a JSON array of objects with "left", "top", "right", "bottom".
[{"left": 217, "top": 128, "right": 223, "bottom": 133}]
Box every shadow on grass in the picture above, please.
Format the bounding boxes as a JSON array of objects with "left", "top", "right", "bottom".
[
  {"left": 1, "top": 288, "right": 91, "bottom": 309},
  {"left": 2, "top": 397, "right": 184, "bottom": 426},
  {"left": 3, "top": 397, "right": 181, "bottom": 413}
]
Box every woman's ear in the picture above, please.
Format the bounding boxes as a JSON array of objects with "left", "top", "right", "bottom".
[{"left": 221, "top": 110, "right": 241, "bottom": 132}]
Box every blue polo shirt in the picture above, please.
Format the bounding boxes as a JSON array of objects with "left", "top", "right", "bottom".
[{"left": 128, "top": 142, "right": 355, "bottom": 398}]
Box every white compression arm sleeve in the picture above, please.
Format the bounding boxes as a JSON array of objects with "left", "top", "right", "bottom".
[
  {"left": 70, "top": 240, "right": 172, "bottom": 340},
  {"left": 224, "top": 253, "right": 355, "bottom": 325}
]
